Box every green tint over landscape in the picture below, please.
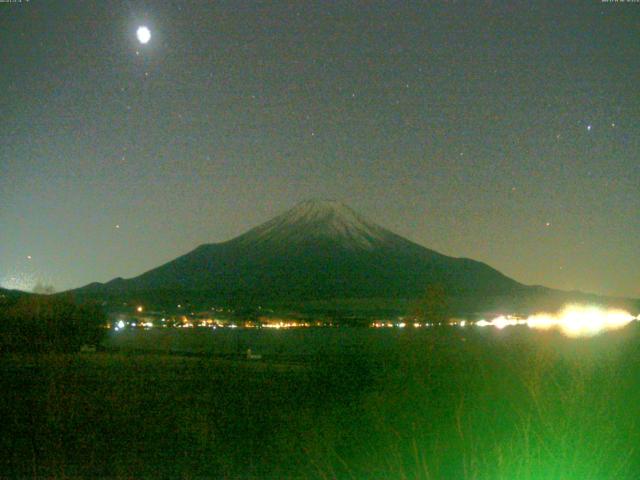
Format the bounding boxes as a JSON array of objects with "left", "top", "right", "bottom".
[
  {"left": 3, "top": 2, "right": 639, "bottom": 478},
  {"left": 2, "top": 324, "right": 640, "bottom": 479}
]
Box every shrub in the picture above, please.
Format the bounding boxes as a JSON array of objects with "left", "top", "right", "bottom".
[{"left": 0, "top": 295, "right": 106, "bottom": 353}]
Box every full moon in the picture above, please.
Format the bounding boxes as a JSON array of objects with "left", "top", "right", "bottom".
[{"left": 136, "top": 26, "right": 151, "bottom": 44}]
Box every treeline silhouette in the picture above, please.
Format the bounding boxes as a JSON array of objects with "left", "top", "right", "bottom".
[{"left": 0, "top": 295, "right": 106, "bottom": 353}]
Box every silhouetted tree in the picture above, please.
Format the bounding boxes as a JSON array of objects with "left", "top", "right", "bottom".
[
  {"left": 0, "top": 296, "right": 106, "bottom": 353},
  {"left": 32, "top": 283, "right": 56, "bottom": 295},
  {"left": 409, "top": 284, "right": 451, "bottom": 325}
]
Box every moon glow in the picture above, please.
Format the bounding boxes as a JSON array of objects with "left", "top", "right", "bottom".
[{"left": 136, "top": 26, "right": 151, "bottom": 44}]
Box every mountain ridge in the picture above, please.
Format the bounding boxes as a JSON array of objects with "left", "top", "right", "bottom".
[{"left": 67, "top": 200, "right": 638, "bottom": 315}]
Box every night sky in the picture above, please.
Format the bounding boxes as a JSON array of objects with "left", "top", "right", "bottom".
[{"left": 1, "top": 1, "right": 638, "bottom": 298}]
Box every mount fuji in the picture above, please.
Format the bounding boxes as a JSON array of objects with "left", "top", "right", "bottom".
[{"left": 71, "top": 200, "right": 634, "bottom": 314}]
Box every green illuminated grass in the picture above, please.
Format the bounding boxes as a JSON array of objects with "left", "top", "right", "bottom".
[{"left": 1, "top": 326, "right": 639, "bottom": 478}]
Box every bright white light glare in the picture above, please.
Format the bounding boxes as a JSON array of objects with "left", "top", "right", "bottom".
[
  {"left": 116, "top": 320, "right": 125, "bottom": 330},
  {"left": 137, "top": 26, "right": 151, "bottom": 44},
  {"left": 474, "top": 305, "right": 637, "bottom": 337},
  {"left": 493, "top": 316, "right": 514, "bottom": 330}
]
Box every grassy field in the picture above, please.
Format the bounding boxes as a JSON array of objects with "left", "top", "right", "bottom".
[{"left": 2, "top": 325, "right": 640, "bottom": 479}]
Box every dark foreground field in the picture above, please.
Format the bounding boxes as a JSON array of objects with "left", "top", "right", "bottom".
[{"left": 2, "top": 326, "right": 640, "bottom": 479}]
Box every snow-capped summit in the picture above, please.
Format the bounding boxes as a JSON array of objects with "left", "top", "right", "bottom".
[{"left": 236, "top": 199, "right": 393, "bottom": 249}]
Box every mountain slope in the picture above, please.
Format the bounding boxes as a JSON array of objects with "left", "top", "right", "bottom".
[{"left": 72, "top": 200, "right": 528, "bottom": 309}]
